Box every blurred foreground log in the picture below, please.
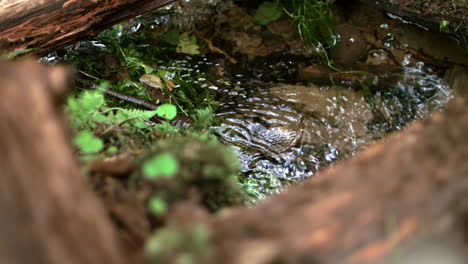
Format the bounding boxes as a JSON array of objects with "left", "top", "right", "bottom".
[
  {"left": 207, "top": 97, "right": 468, "bottom": 263},
  {"left": 0, "top": 59, "right": 129, "bottom": 264},
  {"left": 0, "top": 0, "right": 180, "bottom": 56}
]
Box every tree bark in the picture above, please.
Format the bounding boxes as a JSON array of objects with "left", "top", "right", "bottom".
[
  {"left": 0, "top": 59, "right": 130, "bottom": 264},
  {"left": 0, "top": 0, "right": 180, "bottom": 57}
]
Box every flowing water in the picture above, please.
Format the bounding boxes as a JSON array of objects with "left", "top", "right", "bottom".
[
  {"left": 211, "top": 62, "right": 451, "bottom": 193},
  {"left": 141, "top": 1, "right": 457, "bottom": 195}
]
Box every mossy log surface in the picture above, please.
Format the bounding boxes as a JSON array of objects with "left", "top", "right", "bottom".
[{"left": 0, "top": 0, "right": 180, "bottom": 56}]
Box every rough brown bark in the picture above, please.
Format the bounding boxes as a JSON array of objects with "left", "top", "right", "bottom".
[
  {"left": 0, "top": 59, "right": 130, "bottom": 264},
  {"left": 206, "top": 97, "right": 468, "bottom": 264},
  {"left": 0, "top": 0, "right": 180, "bottom": 57}
]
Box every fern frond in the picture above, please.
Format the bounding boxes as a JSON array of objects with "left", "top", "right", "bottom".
[
  {"left": 114, "top": 108, "right": 158, "bottom": 123},
  {"left": 192, "top": 107, "right": 214, "bottom": 130}
]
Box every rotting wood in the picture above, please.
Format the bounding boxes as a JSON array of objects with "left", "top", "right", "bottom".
[
  {"left": 0, "top": 0, "right": 181, "bottom": 57},
  {"left": 0, "top": 59, "right": 131, "bottom": 264}
]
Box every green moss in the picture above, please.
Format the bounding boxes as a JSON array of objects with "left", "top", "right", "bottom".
[
  {"left": 140, "top": 136, "right": 246, "bottom": 211},
  {"left": 146, "top": 224, "right": 214, "bottom": 264}
]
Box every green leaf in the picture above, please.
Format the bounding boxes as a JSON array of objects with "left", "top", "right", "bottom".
[
  {"left": 114, "top": 108, "right": 158, "bottom": 123},
  {"left": 192, "top": 107, "right": 214, "bottom": 130},
  {"left": 155, "top": 104, "right": 177, "bottom": 120},
  {"left": 143, "top": 153, "right": 178, "bottom": 179},
  {"left": 80, "top": 91, "right": 105, "bottom": 111},
  {"left": 96, "top": 81, "right": 110, "bottom": 92},
  {"left": 148, "top": 197, "right": 167, "bottom": 216},
  {"left": 157, "top": 70, "right": 175, "bottom": 80},
  {"left": 92, "top": 112, "right": 108, "bottom": 123},
  {"left": 106, "top": 146, "right": 118, "bottom": 154},
  {"left": 67, "top": 90, "right": 105, "bottom": 120},
  {"left": 440, "top": 20, "right": 450, "bottom": 33},
  {"left": 74, "top": 131, "right": 104, "bottom": 154},
  {"left": 67, "top": 89, "right": 105, "bottom": 130},
  {"left": 255, "top": 1, "right": 283, "bottom": 26},
  {"left": 155, "top": 122, "right": 180, "bottom": 136}
]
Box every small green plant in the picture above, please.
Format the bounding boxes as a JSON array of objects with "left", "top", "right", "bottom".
[
  {"left": 279, "top": 0, "right": 336, "bottom": 47},
  {"left": 56, "top": 14, "right": 253, "bottom": 210},
  {"left": 143, "top": 153, "right": 179, "bottom": 179},
  {"left": 440, "top": 20, "right": 450, "bottom": 33},
  {"left": 279, "top": 0, "right": 371, "bottom": 103},
  {"left": 67, "top": 82, "right": 178, "bottom": 154},
  {"left": 191, "top": 107, "right": 215, "bottom": 131},
  {"left": 74, "top": 131, "right": 104, "bottom": 154},
  {"left": 68, "top": 89, "right": 176, "bottom": 130},
  {"left": 148, "top": 196, "right": 168, "bottom": 216},
  {"left": 155, "top": 122, "right": 181, "bottom": 136},
  {"left": 62, "top": 22, "right": 219, "bottom": 118},
  {"left": 67, "top": 84, "right": 107, "bottom": 131},
  {"left": 140, "top": 136, "right": 246, "bottom": 211}
]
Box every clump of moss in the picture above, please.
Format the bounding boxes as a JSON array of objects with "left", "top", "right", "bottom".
[
  {"left": 146, "top": 223, "right": 214, "bottom": 264},
  {"left": 141, "top": 135, "right": 246, "bottom": 212}
]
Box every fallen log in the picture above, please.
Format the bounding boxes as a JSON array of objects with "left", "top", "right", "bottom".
[
  {"left": 0, "top": 0, "right": 180, "bottom": 57},
  {"left": 0, "top": 59, "right": 130, "bottom": 264}
]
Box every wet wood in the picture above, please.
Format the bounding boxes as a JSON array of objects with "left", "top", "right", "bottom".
[
  {"left": 0, "top": 59, "right": 130, "bottom": 264},
  {"left": 0, "top": 0, "right": 180, "bottom": 56},
  {"left": 355, "top": 0, "right": 467, "bottom": 32},
  {"left": 204, "top": 97, "right": 468, "bottom": 263}
]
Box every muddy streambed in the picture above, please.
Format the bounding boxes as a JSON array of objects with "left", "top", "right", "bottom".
[{"left": 49, "top": 0, "right": 466, "bottom": 197}]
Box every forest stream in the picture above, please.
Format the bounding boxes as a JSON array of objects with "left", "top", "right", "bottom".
[
  {"left": 39, "top": 0, "right": 467, "bottom": 211},
  {"left": 57, "top": 0, "right": 465, "bottom": 196},
  {"left": 2, "top": 0, "right": 466, "bottom": 263}
]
